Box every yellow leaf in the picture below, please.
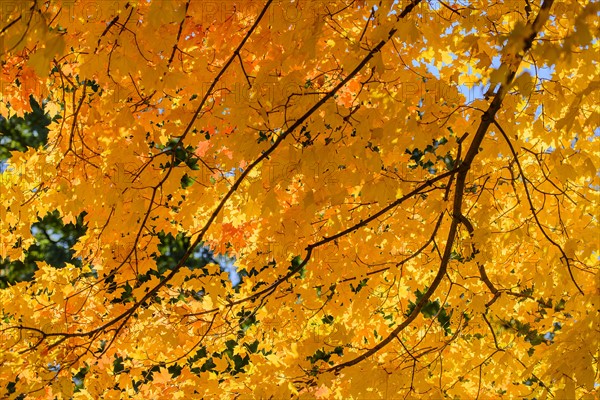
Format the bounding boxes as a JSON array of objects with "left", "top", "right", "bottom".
[{"left": 44, "top": 101, "right": 61, "bottom": 117}]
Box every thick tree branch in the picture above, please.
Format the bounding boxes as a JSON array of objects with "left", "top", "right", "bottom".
[{"left": 327, "top": 0, "right": 556, "bottom": 373}]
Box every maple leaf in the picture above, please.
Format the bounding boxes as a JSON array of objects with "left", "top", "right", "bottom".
[{"left": 152, "top": 368, "right": 173, "bottom": 386}]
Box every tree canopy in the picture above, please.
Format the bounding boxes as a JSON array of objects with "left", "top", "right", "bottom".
[{"left": 0, "top": 0, "right": 598, "bottom": 398}]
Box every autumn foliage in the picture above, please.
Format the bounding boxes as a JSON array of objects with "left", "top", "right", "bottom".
[{"left": 0, "top": 0, "right": 599, "bottom": 398}]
